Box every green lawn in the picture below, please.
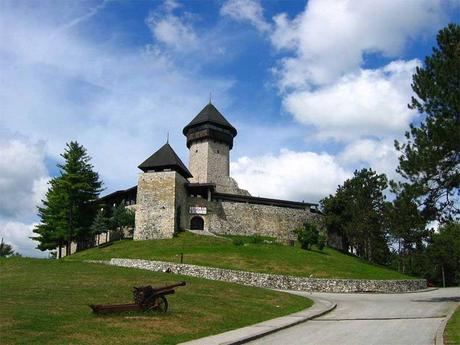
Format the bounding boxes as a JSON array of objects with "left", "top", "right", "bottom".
[
  {"left": 68, "top": 232, "right": 413, "bottom": 280},
  {"left": 0, "top": 257, "right": 311, "bottom": 345},
  {"left": 444, "top": 305, "right": 460, "bottom": 345}
]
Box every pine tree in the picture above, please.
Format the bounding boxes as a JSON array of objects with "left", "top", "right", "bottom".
[
  {"left": 91, "top": 209, "right": 110, "bottom": 245},
  {"left": 32, "top": 142, "right": 103, "bottom": 256},
  {"left": 395, "top": 23, "right": 460, "bottom": 222},
  {"left": 110, "top": 203, "right": 135, "bottom": 239}
]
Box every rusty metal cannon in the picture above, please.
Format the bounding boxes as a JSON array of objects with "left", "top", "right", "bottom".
[{"left": 89, "top": 281, "right": 186, "bottom": 314}]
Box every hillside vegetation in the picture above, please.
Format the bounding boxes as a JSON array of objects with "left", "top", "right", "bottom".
[
  {"left": 0, "top": 258, "right": 311, "bottom": 345},
  {"left": 69, "top": 232, "right": 414, "bottom": 280}
]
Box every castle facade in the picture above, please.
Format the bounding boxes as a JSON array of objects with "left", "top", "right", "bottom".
[{"left": 101, "top": 103, "right": 322, "bottom": 241}]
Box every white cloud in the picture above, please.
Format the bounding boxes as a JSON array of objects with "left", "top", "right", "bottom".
[
  {"left": 232, "top": 149, "right": 351, "bottom": 203},
  {"left": 0, "top": 221, "right": 47, "bottom": 258},
  {"left": 339, "top": 138, "right": 400, "bottom": 180},
  {"left": 0, "top": 135, "right": 50, "bottom": 220},
  {"left": 271, "top": 0, "right": 446, "bottom": 88},
  {"left": 147, "top": 13, "right": 197, "bottom": 50},
  {"left": 283, "top": 60, "right": 420, "bottom": 142},
  {"left": 220, "top": 0, "right": 271, "bottom": 33},
  {"left": 146, "top": 0, "right": 198, "bottom": 50}
]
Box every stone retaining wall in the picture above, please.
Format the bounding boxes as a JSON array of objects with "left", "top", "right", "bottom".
[{"left": 107, "top": 258, "right": 427, "bottom": 293}]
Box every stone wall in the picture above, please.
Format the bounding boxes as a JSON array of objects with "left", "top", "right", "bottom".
[
  {"left": 134, "top": 171, "right": 177, "bottom": 240},
  {"left": 108, "top": 258, "right": 427, "bottom": 293},
  {"left": 208, "top": 201, "right": 322, "bottom": 240}
]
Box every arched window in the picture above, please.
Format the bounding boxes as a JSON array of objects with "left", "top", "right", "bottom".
[{"left": 190, "top": 216, "right": 204, "bottom": 230}]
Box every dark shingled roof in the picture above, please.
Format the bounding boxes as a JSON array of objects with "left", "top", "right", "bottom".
[
  {"left": 138, "top": 143, "right": 192, "bottom": 178},
  {"left": 183, "top": 103, "right": 237, "bottom": 136}
]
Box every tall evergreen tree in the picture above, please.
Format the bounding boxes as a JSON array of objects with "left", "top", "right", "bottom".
[
  {"left": 395, "top": 23, "right": 460, "bottom": 223},
  {"left": 321, "top": 168, "right": 389, "bottom": 264},
  {"left": 32, "top": 142, "right": 103, "bottom": 256}
]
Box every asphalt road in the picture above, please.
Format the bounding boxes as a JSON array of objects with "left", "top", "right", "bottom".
[{"left": 248, "top": 287, "right": 460, "bottom": 345}]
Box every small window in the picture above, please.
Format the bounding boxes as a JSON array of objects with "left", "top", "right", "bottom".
[{"left": 217, "top": 150, "right": 220, "bottom": 154}]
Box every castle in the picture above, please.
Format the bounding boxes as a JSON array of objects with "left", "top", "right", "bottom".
[{"left": 101, "top": 103, "right": 322, "bottom": 241}]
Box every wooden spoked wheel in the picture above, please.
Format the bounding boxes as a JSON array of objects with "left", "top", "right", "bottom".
[{"left": 157, "top": 296, "right": 168, "bottom": 313}]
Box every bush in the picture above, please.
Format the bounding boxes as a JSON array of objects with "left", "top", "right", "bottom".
[
  {"left": 294, "top": 223, "right": 319, "bottom": 250},
  {"left": 249, "top": 235, "right": 264, "bottom": 244},
  {"left": 233, "top": 238, "right": 244, "bottom": 246},
  {"left": 317, "top": 232, "right": 327, "bottom": 250}
]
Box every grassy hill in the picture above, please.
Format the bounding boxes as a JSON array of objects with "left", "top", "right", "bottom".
[
  {"left": 69, "top": 232, "right": 413, "bottom": 280},
  {"left": 0, "top": 257, "right": 311, "bottom": 345}
]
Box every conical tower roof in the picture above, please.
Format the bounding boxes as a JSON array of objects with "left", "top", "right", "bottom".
[
  {"left": 138, "top": 143, "right": 192, "bottom": 178},
  {"left": 183, "top": 103, "right": 237, "bottom": 136}
]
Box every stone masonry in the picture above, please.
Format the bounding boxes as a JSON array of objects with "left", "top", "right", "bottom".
[
  {"left": 134, "top": 171, "right": 178, "bottom": 240},
  {"left": 107, "top": 258, "right": 428, "bottom": 293},
  {"left": 208, "top": 201, "right": 322, "bottom": 240}
]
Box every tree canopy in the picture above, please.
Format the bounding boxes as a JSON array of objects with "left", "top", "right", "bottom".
[{"left": 321, "top": 168, "right": 389, "bottom": 264}]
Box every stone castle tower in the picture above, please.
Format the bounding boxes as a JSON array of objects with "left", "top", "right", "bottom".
[{"left": 183, "top": 102, "right": 248, "bottom": 195}]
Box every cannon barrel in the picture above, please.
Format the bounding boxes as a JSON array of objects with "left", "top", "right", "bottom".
[{"left": 153, "top": 281, "right": 186, "bottom": 292}]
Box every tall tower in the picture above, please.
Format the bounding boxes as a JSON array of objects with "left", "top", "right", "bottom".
[{"left": 183, "top": 102, "right": 244, "bottom": 194}]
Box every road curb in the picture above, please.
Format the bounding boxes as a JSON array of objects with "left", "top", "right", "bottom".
[
  {"left": 179, "top": 295, "right": 336, "bottom": 345},
  {"left": 435, "top": 303, "right": 457, "bottom": 345}
]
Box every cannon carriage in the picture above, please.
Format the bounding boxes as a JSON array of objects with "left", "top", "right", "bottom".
[{"left": 89, "top": 281, "right": 186, "bottom": 314}]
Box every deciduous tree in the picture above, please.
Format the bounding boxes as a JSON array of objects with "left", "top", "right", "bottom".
[{"left": 321, "top": 169, "right": 389, "bottom": 264}]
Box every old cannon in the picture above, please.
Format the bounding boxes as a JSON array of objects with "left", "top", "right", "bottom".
[{"left": 89, "top": 281, "right": 186, "bottom": 314}]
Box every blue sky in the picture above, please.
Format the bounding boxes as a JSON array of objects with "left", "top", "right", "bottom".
[{"left": 1, "top": 0, "right": 458, "bottom": 256}]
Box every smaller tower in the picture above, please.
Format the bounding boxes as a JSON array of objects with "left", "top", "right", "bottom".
[
  {"left": 184, "top": 103, "right": 243, "bottom": 194},
  {"left": 134, "top": 143, "right": 191, "bottom": 240}
]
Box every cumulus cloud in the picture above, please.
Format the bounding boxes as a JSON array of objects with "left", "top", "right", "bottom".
[
  {"left": 271, "top": 0, "right": 446, "bottom": 88},
  {"left": 0, "top": 221, "right": 46, "bottom": 258},
  {"left": 283, "top": 60, "right": 420, "bottom": 141},
  {"left": 220, "top": 0, "right": 271, "bottom": 33},
  {"left": 232, "top": 149, "right": 351, "bottom": 203},
  {"left": 339, "top": 138, "right": 400, "bottom": 180},
  {"left": 0, "top": 135, "right": 50, "bottom": 220}
]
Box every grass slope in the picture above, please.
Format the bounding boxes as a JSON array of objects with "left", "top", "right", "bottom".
[
  {"left": 0, "top": 258, "right": 311, "bottom": 345},
  {"left": 444, "top": 305, "right": 460, "bottom": 345},
  {"left": 69, "top": 232, "right": 413, "bottom": 280}
]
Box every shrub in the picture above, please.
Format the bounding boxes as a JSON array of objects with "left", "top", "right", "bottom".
[
  {"left": 233, "top": 238, "right": 244, "bottom": 246},
  {"left": 249, "top": 235, "right": 264, "bottom": 244},
  {"left": 294, "top": 222, "right": 319, "bottom": 250},
  {"left": 317, "top": 232, "right": 327, "bottom": 250}
]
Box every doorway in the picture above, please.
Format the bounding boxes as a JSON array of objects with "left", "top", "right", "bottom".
[{"left": 190, "top": 216, "right": 204, "bottom": 230}]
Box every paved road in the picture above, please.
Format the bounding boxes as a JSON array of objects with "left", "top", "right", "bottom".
[{"left": 248, "top": 288, "right": 460, "bottom": 345}]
